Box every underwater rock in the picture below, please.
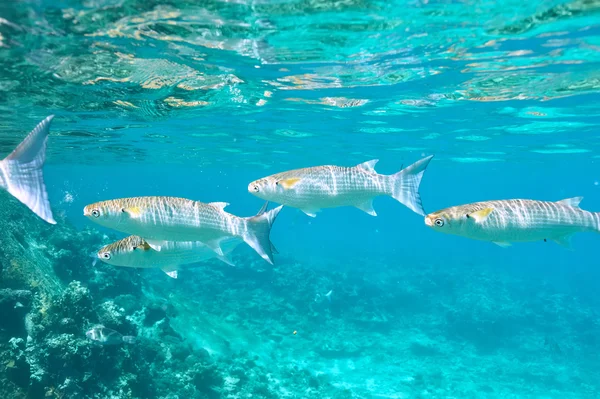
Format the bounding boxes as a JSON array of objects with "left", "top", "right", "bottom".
[
  {"left": 55, "top": 281, "right": 95, "bottom": 325},
  {"left": 0, "top": 195, "right": 63, "bottom": 295},
  {"left": 96, "top": 300, "right": 136, "bottom": 335},
  {"left": 143, "top": 303, "right": 168, "bottom": 326},
  {"left": 3, "top": 337, "right": 30, "bottom": 390}
]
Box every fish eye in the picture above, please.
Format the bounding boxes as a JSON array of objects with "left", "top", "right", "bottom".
[
  {"left": 132, "top": 246, "right": 137, "bottom": 250},
  {"left": 101, "top": 252, "right": 111, "bottom": 260},
  {"left": 91, "top": 209, "right": 100, "bottom": 218},
  {"left": 434, "top": 218, "right": 444, "bottom": 227},
  {"left": 253, "top": 185, "right": 259, "bottom": 192}
]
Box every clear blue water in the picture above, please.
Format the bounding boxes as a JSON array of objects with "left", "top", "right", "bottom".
[{"left": 1, "top": 0, "right": 600, "bottom": 397}]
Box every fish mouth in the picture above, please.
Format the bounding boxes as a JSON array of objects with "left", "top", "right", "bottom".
[
  {"left": 248, "top": 182, "right": 260, "bottom": 194},
  {"left": 424, "top": 216, "right": 433, "bottom": 227}
]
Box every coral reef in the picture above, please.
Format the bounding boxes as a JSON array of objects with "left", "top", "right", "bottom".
[{"left": 1, "top": 196, "right": 600, "bottom": 398}]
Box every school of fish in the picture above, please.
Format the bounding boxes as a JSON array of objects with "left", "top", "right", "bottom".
[{"left": 2, "top": 115, "right": 600, "bottom": 284}]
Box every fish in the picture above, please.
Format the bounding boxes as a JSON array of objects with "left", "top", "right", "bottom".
[
  {"left": 0, "top": 115, "right": 56, "bottom": 224},
  {"left": 247, "top": 155, "right": 433, "bottom": 217},
  {"left": 315, "top": 289, "right": 333, "bottom": 303},
  {"left": 424, "top": 197, "right": 600, "bottom": 248},
  {"left": 86, "top": 325, "right": 136, "bottom": 345},
  {"left": 83, "top": 199, "right": 282, "bottom": 264},
  {"left": 97, "top": 235, "right": 243, "bottom": 279}
]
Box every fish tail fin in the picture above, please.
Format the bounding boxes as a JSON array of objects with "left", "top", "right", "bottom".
[
  {"left": 122, "top": 336, "right": 136, "bottom": 344},
  {"left": 0, "top": 115, "right": 56, "bottom": 224},
  {"left": 389, "top": 155, "right": 433, "bottom": 216},
  {"left": 242, "top": 202, "right": 283, "bottom": 264}
]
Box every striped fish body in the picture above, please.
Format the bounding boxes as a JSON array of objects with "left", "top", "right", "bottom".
[
  {"left": 84, "top": 197, "right": 282, "bottom": 264},
  {"left": 425, "top": 197, "right": 600, "bottom": 247},
  {"left": 257, "top": 165, "right": 389, "bottom": 212},
  {"left": 98, "top": 235, "right": 242, "bottom": 272},
  {"left": 248, "top": 155, "right": 433, "bottom": 217},
  {"left": 85, "top": 196, "right": 243, "bottom": 242}
]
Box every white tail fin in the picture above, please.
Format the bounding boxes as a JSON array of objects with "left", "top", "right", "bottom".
[
  {"left": 389, "top": 155, "right": 433, "bottom": 216},
  {"left": 0, "top": 115, "right": 56, "bottom": 224},
  {"left": 242, "top": 202, "right": 283, "bottom": 265}
]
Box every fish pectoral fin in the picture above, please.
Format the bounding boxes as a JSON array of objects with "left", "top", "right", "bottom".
[
  {"left": 216, "top": 253, "right": 235, "bottom": 267},
  {"left": 145, "top": 239, "right": 164, "bottom": 251},
  {"left": 209, "top": 202, "right": 229, "bottom": 210},
  {"left": 557, "top": 197, "right": 583, "bottom": 209},
  {"left": 256, "top": 201, "right": 269, "bottom": 216},
  {"left": 277, "top": 178, "right": 301, "bottom": 190},
  {"left": 300, "top": 208, "right": 319, "bottom": 218},
  {"left": 492, "top": 241, "right": 512, "bottom": 248},
  {"left": 161, "top": 267, "right": 179, "bottom": 279},
  {"left": 468, "top": 207, "right": 494, "bottom": 223},
  {"left": 552, "top": 234, "right": 575, "bottom": 250},
  {"left": 137, "top": 241, "right": 152, "bottom": 251},
  {"left": 205, "top": 239, "right": 225, "bottom": 256},
  {"left": 124, "top": 207, "right": 143, "bottom": 219},
  {"left": 356, "top": 159, "right": 379, "bottom": 173},
  {"left": 354, "top": 200, "right": 377, "bottom": 216},
  {"left": 270, "top": 242, "right": 279, "bottom": 255}
]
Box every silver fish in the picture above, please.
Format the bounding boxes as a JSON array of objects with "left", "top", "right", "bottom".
[
  {"left": 425, "top": 197, "right": 600, "bottom": 248},
  {"left": 247, "top": 155, "right": 433, "bottom": 217},
  {"left": 86, "top": 325, "right": 136, "bottom": 345},
  {"left": 97, "top": 235, "right": 243, "bottom": 279},
  {"left": 84, "top": 199, "right": 282, "bottom": 264},
  {"left": 0, "top": 115, "right": 55, "bottom": 224}
]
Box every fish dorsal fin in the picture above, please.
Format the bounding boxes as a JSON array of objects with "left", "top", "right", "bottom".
[
  {"left": 467, "top": 207, "right": 494, "bottom": 223},
  {"left": 557, "top": 197, "right": 583, "bottom": 208},
  {"left": 356, "top": 159, "right": 379, "bottom": 173},
  {"left": 209, "top": 202, "right": 229, "bottom": 210},
  {"left": 277, "top": 178, "right": 301, "bottom": 190}
]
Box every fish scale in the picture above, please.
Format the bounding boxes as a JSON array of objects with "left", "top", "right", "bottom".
[
  {"left": 426, "top": 197, "right": 600, "bottom": 246},
  {"left": 470, "top": 200, "right": 593, "bottom": 230},
  {"left": 277, "top": 166, "right": 386, "bottom": 201}
]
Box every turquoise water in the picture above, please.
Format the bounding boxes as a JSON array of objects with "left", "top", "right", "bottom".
[{"left": 1, "top": 0, "right": 600, "bottom": 398}]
